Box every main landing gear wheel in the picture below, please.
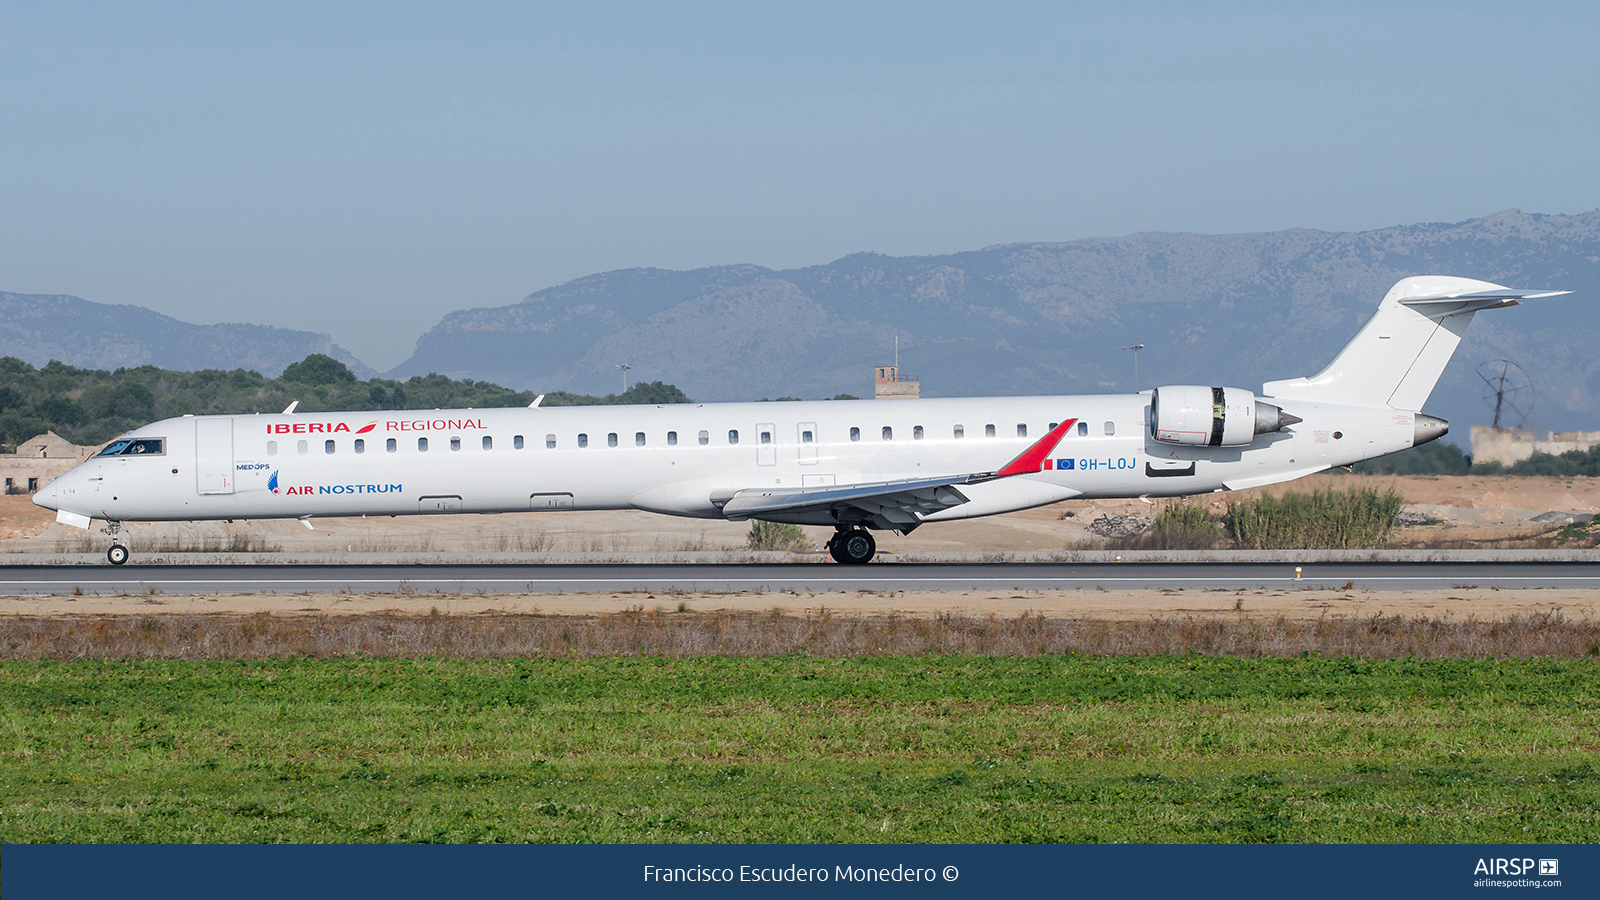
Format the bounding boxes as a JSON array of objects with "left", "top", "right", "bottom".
[
  {"left": 828, "top": 529, "right": 876, "bottom": 565},
  {"left": 107, "top": 544, "right": 129, "bottom": 566}
]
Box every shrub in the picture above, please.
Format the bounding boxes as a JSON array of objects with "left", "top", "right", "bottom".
[
  {"left": 1225, "top": 487, "right": 1404, "bottom": 549},
  {"left": 1354, "top": 440, "right": 1469, "bottom": 475},
  {"left": 1149, "top": 502, "right": 1222, "bottom": 549},
  {"left": 746, "top": 520, "right": 810, "bottom": 552}
]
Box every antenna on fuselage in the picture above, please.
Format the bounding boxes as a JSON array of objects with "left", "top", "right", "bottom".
[
  {"left": 282, "top": 400, "right": 299, "bottom": 414},
  {"left": 529, "top": 394, "right": 545, "bottom": 408}
]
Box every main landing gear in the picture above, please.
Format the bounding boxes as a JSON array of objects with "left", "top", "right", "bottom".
[
  {"left": 103, "top": 520, "right": 129, "bottom": 565},
  {"left": 827, "top": 527, "right": 876, "bottom": 565}
]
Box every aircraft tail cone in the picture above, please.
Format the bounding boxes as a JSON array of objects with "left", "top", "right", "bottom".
[{"left": 1414, "top": 414, "right": 1449, "bottom": 447}]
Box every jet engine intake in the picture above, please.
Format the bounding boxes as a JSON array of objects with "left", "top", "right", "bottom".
[{"left": 1151, "top": 385, "right": 1301, "bottom": 447}]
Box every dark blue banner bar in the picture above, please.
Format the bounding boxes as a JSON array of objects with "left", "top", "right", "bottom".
[{"left": 4, "top": 843, "right": 1594, "bottom": 899}]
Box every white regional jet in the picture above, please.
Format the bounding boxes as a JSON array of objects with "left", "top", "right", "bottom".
[{"left": 34, "top": 276, "right": 1568, "bottom": 565}]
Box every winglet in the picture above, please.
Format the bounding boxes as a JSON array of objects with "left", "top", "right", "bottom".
[
  {"left": 997, "top": 418, "right": 1077, "bottom": 476},
  {"left": 967, "top": 418, "right": 1077, "bottom": 482}
]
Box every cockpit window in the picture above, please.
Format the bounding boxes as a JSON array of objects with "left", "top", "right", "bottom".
[{"left": 96, "top": 438, "right": 164, "bottom": 457}]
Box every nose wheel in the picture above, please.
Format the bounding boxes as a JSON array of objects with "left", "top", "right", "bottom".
[
  {"left": 827, "top": 528, "right": 877, "bottom": 565},
  {"left": 101, "top": 520, "right": 129, "bottom": 565}
]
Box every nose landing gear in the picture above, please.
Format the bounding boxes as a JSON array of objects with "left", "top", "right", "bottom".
[
  {"left": 102, "top": 520, "right": 129, "bottom": 565},
  {"left": 827, "top": 527, "right": 877, "bottom": 565}
]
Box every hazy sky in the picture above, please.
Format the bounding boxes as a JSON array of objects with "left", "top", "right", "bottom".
[{"left": 4, "top": 2, "right": 1598, "bottom": 370}]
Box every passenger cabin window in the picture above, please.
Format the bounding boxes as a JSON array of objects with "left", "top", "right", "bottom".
[
  {"left": 417, "top": 437, "right": 428, "bottom": 452},
  {"left": 1017, "top": 424, "right": 1028, "bottom": 438},
  {"left": 578, "top": 433, "right": 588, "bottom": 448},
  {"left": 514, "top": 435, "right": 524, "bottom": 450},
  {"left": 267, "top": 441, "right": 278, "bottom": 456},
  {"left": 760, "top": 430, "right": 771, "bottom": 445},
  {"left": 1049, "top": 422, "right": 1058, "bottom": 430},
  {"left": 802, "top": 430, "right": 813, "bottom": 443},
  {"left": 668, "top": 431, "right": 678, "bottom": 446},
  {"left": 850, "top": 427, "right": 860, "bottom": 442},
  {"left": 1078, "top": 421, "right": 1088, "bottom": 437},
  {"left": 635, "top": 432, "right": 645, "bottom": 446},
  {"left": 698, "top": 430, "right": 709, "bottom": 445},
  {"left": 882, "top": 426, "right": 893, "bottom": 441},
  {"left": 953, "top": 425, "right": 964, "bottom": 439},
  {"left": 913, "top": 425, "right": 924, "bottom": 440},
  {"left": 354, "top": 439, "right": 365, "bottom": 454},
  {"left": 985, "top": 424, "right": 996, "bottom": 437},
  {"left": 386, "top": 438, "right": 397, "bottom": 453},
  {"left": 450, "top": 437, "right": 461, "bottom": 451},
  {"left": 607, "top": 433, "right": 618, "bottom": 447},
  {"left": 483, "top": 436, "right": 493, "bottom": 451},
  {"left": 1104, "top": 421, "right": 1115, "bottom": 435},
  {"left": 325, "top": 439, "right": 336, "bottom": 454},
  {"left": 297, "top": 440, "right": 309, "bottom": 455},
  {"left": 545, "top": 434, "right": 555, "bottom": 449},
  {"left": 728, "top": 430, "right": 739, "bottom": 444}
]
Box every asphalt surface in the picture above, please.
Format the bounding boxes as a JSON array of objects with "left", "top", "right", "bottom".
[{"left": 3, "top": 561, "right": 1600, "bottom": 595}]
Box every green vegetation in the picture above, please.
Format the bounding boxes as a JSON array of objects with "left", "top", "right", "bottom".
[
  {"left": 1353, "top": 440, "right": 1471, "bottom": 475},
  {"left": 1225, "top": 487, "right": 1404, "bottom": 549},
  {"left": 0, "top": 355, "right": 692, "bottom": 449},
  {"left": 539, "top": 381, "right": 692, "bottom": 408},
  {"left": 1147, "top": 502, "right": 1221, "bottom": 549},
  {"left": 1353, "top": 439, "right": 1600, "bottom": 477},
  {"left": 0, "top": 656, "right": 1595, "bottom": 843},
  {"left": 745, "top": 520, "right": 811, "bottom": 551},
  {"left": 1497, "top": 444, "right": 1600, "bottom": 477}
]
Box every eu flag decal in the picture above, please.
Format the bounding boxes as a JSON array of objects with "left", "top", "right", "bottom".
[{"left": 1058, "top": 458, "right": 1075, "bottom": 470}]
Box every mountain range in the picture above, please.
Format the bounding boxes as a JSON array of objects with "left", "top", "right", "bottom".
[
  {"left": 9, "top": 208, "right": 1600, "bottom": 439},
  {"left": 0, "top": 292, "right": 373, "bottom": 379},
  {"left": 387, "top": 209, "right": 1600, "bottom": 438}
]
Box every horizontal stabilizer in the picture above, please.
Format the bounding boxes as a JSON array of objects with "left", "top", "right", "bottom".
[{"left": 1399, "top": 288, "right": 1571, "bottom": 305}]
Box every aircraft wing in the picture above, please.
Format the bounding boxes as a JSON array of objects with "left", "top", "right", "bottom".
[{"left": 716, "top": 418, "right": 1077, "bottom": 529}]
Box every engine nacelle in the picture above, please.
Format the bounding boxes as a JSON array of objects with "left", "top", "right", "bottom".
[{"left": 1151, "top": 385, "right": 1300, "bottom": 447}]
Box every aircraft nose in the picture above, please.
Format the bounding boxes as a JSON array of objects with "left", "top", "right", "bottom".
[{"left": 32, "top": 478, "right": 58, "bottom": 511}]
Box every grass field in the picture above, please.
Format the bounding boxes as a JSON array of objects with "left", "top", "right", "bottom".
[{"left": 2, "top": 654, "right": 1597, "bottom": 843}]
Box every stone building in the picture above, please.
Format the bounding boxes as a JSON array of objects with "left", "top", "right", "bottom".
[
  {"left": 0, "top": 432, "right": 102, "bottom": 494},
  {"left": 874, "top": 365, "right": 920, "bottom": 400},
  {"left": 1469, "top": 426, "right": 1600, "bottom": 468}
]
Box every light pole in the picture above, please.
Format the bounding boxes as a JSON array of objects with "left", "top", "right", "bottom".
[
  {"left": 1121, "top": 344, "right": 1144, "bottom": 391},
  {"left": 615, "top": 363, "right": 632, "bottom": 393}
]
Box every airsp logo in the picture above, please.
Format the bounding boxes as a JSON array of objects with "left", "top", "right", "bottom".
[{"left": 1474, "top": 858, "right": 1550, "bottom": 876}]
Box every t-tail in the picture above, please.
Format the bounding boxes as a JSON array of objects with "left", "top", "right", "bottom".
[{"left": 1261, "top": 275, "right": 1570, "bottom": 442}]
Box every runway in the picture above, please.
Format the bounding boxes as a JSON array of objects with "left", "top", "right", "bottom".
[{"left": 4, "top": 561, "right": 1600, "bottom": 595}]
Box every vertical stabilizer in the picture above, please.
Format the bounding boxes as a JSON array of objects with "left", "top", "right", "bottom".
[{"left": 1262, "top": 276, "right": 1568, "bottom": 410}]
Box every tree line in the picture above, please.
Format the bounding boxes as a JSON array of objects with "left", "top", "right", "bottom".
[
  {"left": 1353, "top": 438, "right": 1600, "bottom": 477},
  {"left": 0, "top": 354, "right": 691, "bottom": 450}
]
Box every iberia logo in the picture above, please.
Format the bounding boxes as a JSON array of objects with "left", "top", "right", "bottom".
[
  {"left": 268, "top": 470, "right": 280, "bottom": 493},
  {"left": 267, "top": 420, "right": 379, "bottom": 435}
]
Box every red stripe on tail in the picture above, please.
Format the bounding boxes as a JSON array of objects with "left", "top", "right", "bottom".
[{"left": 995, "top": 418, "right": 1077, "bottom": 477}]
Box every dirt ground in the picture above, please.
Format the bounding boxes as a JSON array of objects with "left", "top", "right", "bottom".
[
  {"left": 5, "top": 474, "right": 1599, "bottom": 555},
  {"left": 5, "top": 587, "right": 1596, "bottom": 622}
]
